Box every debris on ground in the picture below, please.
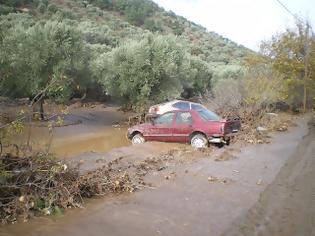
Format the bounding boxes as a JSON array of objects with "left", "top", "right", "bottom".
[
  {"left": 215, "top": 106, "right": 297, "bottom": 145},
  {"left": 208, "top": 176, "right": 218, "bottom": 182},
  {"left": 0, "top": 144, "right": 202, "bottom": 224},
  {"left": 207, "top": 176, "right": 233, "bottom": 184},
  {"left": 256, "top": 179, "right": 263, "bottom": 185},
  {"left": 215, "top": 150, "right": 237, "bottom": 161}
]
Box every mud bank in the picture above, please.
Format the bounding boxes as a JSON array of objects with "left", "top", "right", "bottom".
[{"left": 0, "top": 115, "right": 310, "bottom": 236}]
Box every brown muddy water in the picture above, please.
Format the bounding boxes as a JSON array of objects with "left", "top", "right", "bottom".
[
  {"left": 4, "top": 105, "right": 132, "bottom": 158},
  {"left": 51, "top": 127, "right": 130, "bottom": 157},
  {"left": 12, "top": 126, "right": 131, "bottom": 158}
]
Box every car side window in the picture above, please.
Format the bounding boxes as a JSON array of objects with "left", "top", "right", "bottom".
[
  {"left": 155, "top": 112, "right": 174, "bottom": 125},
  {"left": 176, "top": 112, "right": 193, "bottom": 125},
  {"left": 172, "top": 102, "right": 190, "bottom": 110}
]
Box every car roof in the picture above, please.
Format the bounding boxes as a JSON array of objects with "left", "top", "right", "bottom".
[{"left": 164, "top": 109, "right": 195, "bottom": 113}]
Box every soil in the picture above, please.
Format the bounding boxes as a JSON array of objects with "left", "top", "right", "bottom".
[{"left": 0, "top": 112, "right": 313, "bottom": 236}]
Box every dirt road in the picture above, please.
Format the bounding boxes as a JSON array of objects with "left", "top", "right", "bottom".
[
  {"left": 0, "top": 115, "right": 313, "bottom": 236},
  {"left": 223, "top": 117, "right": 315, "bottom": 236}
]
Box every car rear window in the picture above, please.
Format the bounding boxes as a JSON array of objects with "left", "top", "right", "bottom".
[
  {"left": 172, "top": 102, "right": 190, "bottom": 110},
  {"left": 197, "top": 109, "right": 221, "bottom": 121}
]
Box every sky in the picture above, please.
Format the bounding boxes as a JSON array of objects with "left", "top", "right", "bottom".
[{"left": 152, "top": 0, "right": 315, "bottom": 51}]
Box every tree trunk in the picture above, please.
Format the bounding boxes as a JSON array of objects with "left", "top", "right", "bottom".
[
  {"left": 303, "top": 22, "right": 310, "bottom": 113},
  {"left": 33, "top": 98, "right": 45, "bottom": 120}
]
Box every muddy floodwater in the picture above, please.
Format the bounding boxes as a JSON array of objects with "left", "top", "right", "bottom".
[
  {"left": 7, "top": 105, "right": 132, "bottom": 158},
  {"left": 51, "top": 127, "right": 130, "bottom": 157}
]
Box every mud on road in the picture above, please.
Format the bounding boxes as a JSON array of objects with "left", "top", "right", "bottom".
[
  {"left": 223, "top": 116, "right": 315, "bottom": 236},
  {"left": 0, "top": 114, "right": 313, "bottom": 236}
]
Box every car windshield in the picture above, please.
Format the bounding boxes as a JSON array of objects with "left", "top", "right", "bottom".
[{"left": 197, "top": 109, "right": 221, "bottom": 121}]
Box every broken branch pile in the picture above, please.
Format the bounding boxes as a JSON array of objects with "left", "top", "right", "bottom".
[
  {"left": 0, "top": 154, "right": 142, "bottom": 224},
  {"left": 215, "top": 105, "right": 296, "bottom": 144}
]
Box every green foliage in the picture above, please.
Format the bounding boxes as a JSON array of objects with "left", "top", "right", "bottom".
[
  {"left": 87, "top": 0, "right": 113, "bottom": 10},
  {"left": 92, "top": 34, "right": 189, "bottom": 107},
  {"left": 0, "top": 0, "right": 252, "bottom": 109},
  {"left": 47, "top": 3, "right": 58, "bottom": 13},
  {"left": 0, "top": 5, "right": 15, "bottom": 15},
  {"left": 183, "top": 56, "right": 213, "bottom": 97},
  {"left": 0, "top": 0, "right": 33, "bottom": 7},
  {"left": 77, "top": 20, "right": 117, "bottom": 46},
  {"left": 113, "top": 0, "right": 158, "bottom": 26},
  {"left": 36, "top": 2, "right": 46, "bottom": 13},
  {"left": 144, "top": 18, "right": 162, "bottom": 32},
  {"left": 261, "top": 19, "right": 315, "bottom": 109},
  {"left": 211, "top": 64, "right": 245, "bottom": 83},
  {"left": 0, "top": 19, "right": 86, "bottom": 101}
]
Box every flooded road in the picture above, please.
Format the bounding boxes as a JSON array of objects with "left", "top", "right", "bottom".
[{"left": 0, "top": 116, "right": 311, "bottom": 236}]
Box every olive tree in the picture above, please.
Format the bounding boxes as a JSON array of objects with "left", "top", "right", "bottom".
[
  {"left": 92, "top": 33, "right": 189, "bottom": 109},
  {"left": 0, "top": 18, "right": 86, "bottom": 117}
]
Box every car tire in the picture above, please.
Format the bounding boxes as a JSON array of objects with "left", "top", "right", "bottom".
[
  {"left": 190, "top": 134, "right": 208, "bottom": 149},
  {"left": 131, "top": 133, "right": 145, "bottom": 145}
]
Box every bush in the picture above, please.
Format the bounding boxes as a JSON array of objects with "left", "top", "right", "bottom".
[
  {"left": 47, "top": 3, "right": 58, "bottom": 13},
  {"left": 0, "top": 5, "right": 15, "bottom": 15},
  {"left": 144, "top": 18, "right": 162, "bottom": 32},
  {"left": 204, "top": 64, "right": 283, "bottom": 112},
  {"left": 36, "top": 2, "right": 46, "bottom": 13}
]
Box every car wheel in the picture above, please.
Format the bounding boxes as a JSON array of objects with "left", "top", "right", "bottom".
[
  {"left": 190, "top": 134, "right": 208, "bottom": 149},
  {"left": 131, "top": 133, "right": 145, "bottom": 145}
]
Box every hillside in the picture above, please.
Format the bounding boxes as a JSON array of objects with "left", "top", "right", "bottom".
[{"left": 0, "top": 0, "right": 253, "bottom": 108}]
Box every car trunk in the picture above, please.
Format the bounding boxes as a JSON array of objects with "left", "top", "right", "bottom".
[{"left": 223, "top": 118, "right": 241, "bottom": 134}]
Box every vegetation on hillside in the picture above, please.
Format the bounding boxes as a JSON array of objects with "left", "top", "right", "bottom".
[{"left": 0, "top": 0, "right": 251, "bottom": 109}]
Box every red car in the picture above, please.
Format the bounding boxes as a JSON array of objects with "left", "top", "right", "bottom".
[{"left": 127, "top": 109, "right": 240, "bottom": 148}]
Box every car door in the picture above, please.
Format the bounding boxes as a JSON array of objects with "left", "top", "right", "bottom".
[
  {"left": 148, "top": 112, "right": 175, "bottom": 142},
  {"left": 171, "top": 111, "right": 194, "bottom": 142}
]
